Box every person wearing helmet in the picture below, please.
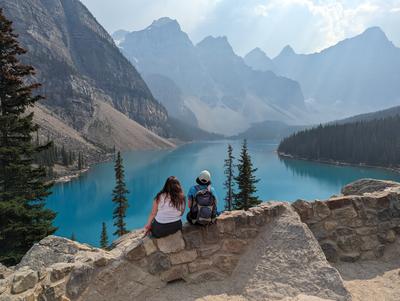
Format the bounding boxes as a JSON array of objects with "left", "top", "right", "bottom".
[{"left": 187, "top": 170, "right": 218, "bottom": 225}]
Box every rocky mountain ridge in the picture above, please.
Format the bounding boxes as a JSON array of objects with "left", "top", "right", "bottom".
[
  {"left": 114, "top": 18, "right": 309, "bottom": 135},
  {"left": 0, "top": 0, "right": 173, "bottom": 154}
]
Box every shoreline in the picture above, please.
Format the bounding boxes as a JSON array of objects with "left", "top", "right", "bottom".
[
  {"left": 277, "top": 152, "right": 400, "bottom": 174},
  {"left": 52, "top": 142, "right": 179, "bottom": 184}
]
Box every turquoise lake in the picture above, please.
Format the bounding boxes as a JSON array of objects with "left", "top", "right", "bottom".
[{"left": 47, "top": 140, "right": 400, "bottom": 246}]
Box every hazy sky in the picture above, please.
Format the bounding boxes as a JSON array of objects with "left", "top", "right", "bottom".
[{"left": 80, "top": 0, "right": 400, "bottom": 57}]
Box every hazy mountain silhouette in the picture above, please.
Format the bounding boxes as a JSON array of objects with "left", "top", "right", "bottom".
[
  {"left": 247, "top": 27, "right": 400, "bottom": 117},
  {"left": 114, "top": 18, "right": 308, "bottom": 135}
]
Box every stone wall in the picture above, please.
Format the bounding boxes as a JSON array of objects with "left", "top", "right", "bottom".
[
  {"left": 292, "top": 179, "right": 400, "bottom": 263},
  {"left": 0, "top": 203, "right": 286, "bottom": 301}
]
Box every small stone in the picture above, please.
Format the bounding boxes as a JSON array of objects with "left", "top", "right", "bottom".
[
  {"left": 377, "top": 209, "right": 392, "bottom": 221},
  {"left": 335, "top": 227, "right": 355, "bottom": 236},
  {"left": 50, "top": 263, "right": 74, "bottom": 282},
  {"left": 340, "top": 252, "right": 360, "bottom": 262},
  {"left": 93, "top": 255, "right": 108, "bottom": 267},
  {"left": 320, "top": 241, "right": 338, "bottom": 262},
  {"left": 355, "top": 227, "right": 378, "bottom": 236},
  {"left": 213, "top": 254, "right": 239, "bottom": 274},
  {"left": 160, "top": 265, "right": 188, "bottom": 282},
  {"left": 185, "top": 270, "right": 225, "bottom": 283},
  {"left": 248, "top": 207, "right": 265, "bottom": 226},
  {"left": 216, "top": 214, "right": 236, "bottom": 234},
  {"left": 143, "top": 237, "right": 157, "bottom": 255},
  {"left": 221, "top": 239, "right": 247, "bottom": 254},
  {"left": 360, "top": 235, "right": 380, "bottom": 251},
  {"left": 11, "top": 268, "right": 38, "bottom": 294},
  {"left": 201, "top": 225, "right": 220, "bottom": 244},
  {"left": 386, "top": 230, "right": 397, "bottom": 243},
  {"left": 314, "top": 201, "right": 331, "bottom": 220},
  {"left": 236, "top": 228, "right": 259, "bottom": 239},
  {"left": 332, "top": 206, "right": 358, "bottom": 220},
  {"left": 292, "top": 200, "right": 314, "bottom": 222},
  {"left": 125, "top": 242, "right": 146, "bottom": 261},
  {"left": 169, "top": 250, "right": 197, "bottom": 265},
  {"left": 156, "top": 231, "right": 185, "bottom": 253},
  {"left": 182, "top": 230, "right": 203, "bottom": 249},
  {"left": 0, "top": 279, "right": 9, "bottom": 294},
  {"left": 66, "top": 263, "right": 93, "bottom": 299},
  {"left": 337, "top": 235, "right": 361, "bottom": 252},
  {"left": 188, "top": 259, "right": 213, "bottom": 273},
  {"left": 147, "top": 252, "right": 171, "bottom": 275},
  {"left": 0, "top": 263, "right": 12, "bottom": 279},
  {"left": 198, "top": 244, "right": 221, "bottom": 257},
  {"left": 374, "top": 245, "right": 385, "bottom": 258},
  {"left": 40, "top": 280, "right": 66, "bottom": 301},
  {"left": 323, "top": 221, "right": 337, "bottom": 232}
]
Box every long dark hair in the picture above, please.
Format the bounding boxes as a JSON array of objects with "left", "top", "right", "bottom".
[{"left": 156, "top": 176, "right": 185, "bottom": 211}]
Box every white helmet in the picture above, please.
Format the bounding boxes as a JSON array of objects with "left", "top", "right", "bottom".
[{"left": 198, "top": 170, "right": 211, "bottom": 184}]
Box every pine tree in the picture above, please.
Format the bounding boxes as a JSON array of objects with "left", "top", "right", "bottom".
[
  {"left": 0, "top": 9, "right": 56, "bottom": 265},
  {"left": 61, "top": 145, "right": 69, "bottom": 166},
  {"left": 223, "top": 144, "right": 235, "bottom": 211},
  {"left": 112, "top": 151, "right": 129, "bottom": 237},
  {"left": 100, "top": 222, "right": 109, "bottom": 249},
  {"left": 78, "top": 152, "right": 83, "bottom": 170},
  {"left": 233, "top": 140, "right": 261, "bottom": 210}
]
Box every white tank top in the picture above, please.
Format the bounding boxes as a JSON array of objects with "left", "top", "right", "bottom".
[{"left": 155, "top": 193, "right": 183, "bottom": 224}]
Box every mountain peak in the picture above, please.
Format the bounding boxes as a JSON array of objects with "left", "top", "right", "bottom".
[
  {"left": 148, "top": 17, "right": 181, "bottom": 31},
  {"left": 360, "top": 26, "right": 388, "bottom": 40},
  {"left": 197, "top": 36, "right": 234, "bottom": 52},
  {"left": 245, "top": 47, "right": 270, "bottom": 59},
  {"left": 280, "top": 45, "right": 295, "bottom": 56}
]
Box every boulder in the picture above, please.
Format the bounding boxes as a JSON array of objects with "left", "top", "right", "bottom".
[
  {"left": 49, "top": 263, "right": 75, "bottom": 282},
  {"left": 125, "top": 241, "right": 146, "bottom": 261},
  {"left": 17, "top": 236, "right": 95, "bottom": 271},
  {"left": 147, "top": 252, "right": 171, "bottom": 275},
  {"left": 314, "top": 201, "right": 331, "bottom": 220},
  {"left": 142, "top": 237, "right": 157, "bottom": 256},
  {"left": 169, "top": 250, "right": 197, "bottom": 265},
  {"left": 0, "top": 278, "right": 9, "bottom": 294},
  {"left": 66, "top": 263, "right": 94, "bottom": 299},
  {"left": 0, "top": 263, "right": 12, "bottom": 279},
  {"left": 292, "top": 200, "right": 314, "bottom": 221},
  {"left": 320, "top": 241, "right": 338, "bottom": 262},
  {"left": 332, "top": 206, "right": 358, "bottom": 220},
  {"left": 11, "top": 268, "right": 38, "bottom": 294},
  {"left": 342, "top": 179, "right": 400, "bottom": 196},
  {"left": 188, "top": 258, "right": 214, "bottom": 273},
  {"left": 160, "top": 265, "right": 188, "bottom": 282},
  {"left": 156, "top": 231, "right": 185, "bottom": 253}
]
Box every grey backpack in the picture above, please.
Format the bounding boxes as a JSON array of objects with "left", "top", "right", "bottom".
[{"left": 192, "top": 185, "right": 216, "bottom": 225}]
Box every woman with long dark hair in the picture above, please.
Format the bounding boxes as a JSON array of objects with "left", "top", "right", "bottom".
[{"left": 144, "top": 176, "right": 186, "bottom": 238}]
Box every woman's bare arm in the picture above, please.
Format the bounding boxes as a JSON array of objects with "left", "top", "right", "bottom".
[{"left": 145, "top": 199, "right": 158, "bottom": 231}]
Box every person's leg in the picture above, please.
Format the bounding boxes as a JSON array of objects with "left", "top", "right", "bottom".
[
  {"left": 152, "top": 220, "right": 182, "bottom": 238},
  {"left": 151, "top": 220, "right": 164, "bottom": 238}
]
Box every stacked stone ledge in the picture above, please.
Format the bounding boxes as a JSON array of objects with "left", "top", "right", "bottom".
[
  {"left": 292, "top": 179, "right": 400, "bottom": 263},
  {"left": 0, "top": 202, "right": 286, "bottom": 301}
]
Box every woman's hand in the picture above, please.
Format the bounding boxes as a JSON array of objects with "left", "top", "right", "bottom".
[{"left": 144, "top": 223, "right": 152, "bottom": 235}]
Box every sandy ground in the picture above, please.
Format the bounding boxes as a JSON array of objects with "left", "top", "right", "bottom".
[{"left": 334, "top": 240, "right": 400, "bottom": 301}]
